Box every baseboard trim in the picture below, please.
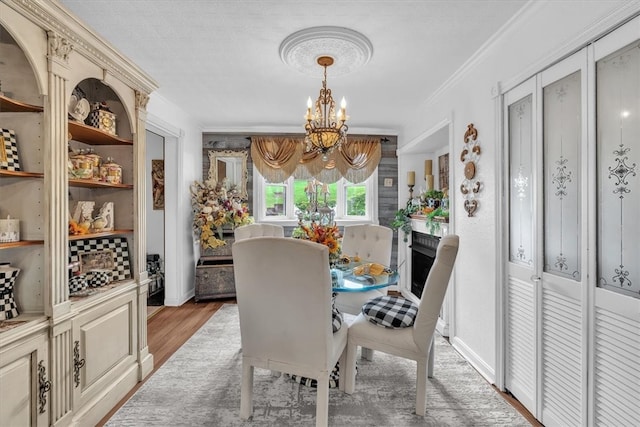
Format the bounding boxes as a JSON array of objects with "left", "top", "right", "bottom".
[{"left": 450, "top": 336, "right": 495, "bottom": 384}]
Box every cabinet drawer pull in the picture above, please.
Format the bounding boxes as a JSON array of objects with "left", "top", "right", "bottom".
[
  {"left": 74, "top": 340, "right": 86, "bottom": 388},
  {"left": 38, "top": 360, "right": 52, "bottom": 414}
]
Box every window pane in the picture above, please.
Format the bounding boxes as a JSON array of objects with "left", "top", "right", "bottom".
[
  {"left": 509, "top": 95, "right": 534, "bottom": 265},
  {"left": 596, "top": 40, "right": 640, "bottom": 297},
  {"left": 345, "top": 183, "right": 367, "bottom": 216},
  {"left": 543, "top": 71, "right": 581, "bottom": 280},
  {"left": 264, "top": 184, "right": 286, "bottom": 216}
]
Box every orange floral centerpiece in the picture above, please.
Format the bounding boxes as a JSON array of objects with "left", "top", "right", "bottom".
[
  {"left": 190, "top": 179, "right": 253, "bottom": 250},
  {"left": 293, "top": 222, "right": 342, "bottom": 266}
]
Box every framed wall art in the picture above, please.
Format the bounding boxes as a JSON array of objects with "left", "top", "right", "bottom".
[{"left": 152, "top": 159, "right": 164, "bottom": 210}]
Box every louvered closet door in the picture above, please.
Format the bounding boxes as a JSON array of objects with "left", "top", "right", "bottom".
[
  {"left": 538, "top": 51, "right": 588, "bottom": 427},
  {"left": 504, "top": 51, "right": 589, "bottom": 425},
  {"left": 504, "top": 77, "right": 539, "bottom": 417},
  {"left": 591, "top": 18, "right": 640, "bottom": 427}
]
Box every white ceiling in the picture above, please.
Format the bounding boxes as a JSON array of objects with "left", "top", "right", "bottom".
[{"left": 58, "top": 0, "right": 528, "bottom": 136}]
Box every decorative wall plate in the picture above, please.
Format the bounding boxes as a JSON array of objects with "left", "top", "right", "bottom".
[{"left": 460, "top": 123, "right": 482, "bottom": 217}]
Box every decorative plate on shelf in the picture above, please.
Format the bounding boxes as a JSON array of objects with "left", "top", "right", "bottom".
[{"left": 68, "top": 95, "right": 90, "bottom": 122}]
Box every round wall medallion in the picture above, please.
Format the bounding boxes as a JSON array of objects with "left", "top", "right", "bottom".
[
  {"left": 465, "top": 161, "right": 476, "bottom": 180},
  {"left": 279, "top": 26, "right": 373, "bottom": 77}
]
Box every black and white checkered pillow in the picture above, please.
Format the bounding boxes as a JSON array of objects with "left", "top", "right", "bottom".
[{"left": 362, "top": 295, "right": 418, "bottom": 329}]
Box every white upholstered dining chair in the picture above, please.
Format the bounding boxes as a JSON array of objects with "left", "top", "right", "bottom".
[
  {"left": 232, "top": 237, "right": 348, "bottom": 427},
  {"left": 343, "top": 234, "right": 459, "bottom": 417},
  {"left": 335, "top": 224, "right": 393, "bottom": 315},
  {"left": 233, "top": 223, "right": 284, "bottom": 241}
]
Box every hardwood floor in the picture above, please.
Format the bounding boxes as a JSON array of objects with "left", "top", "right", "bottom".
[{"left": 98, "top": 297, "right": 541, "bottom": 426}]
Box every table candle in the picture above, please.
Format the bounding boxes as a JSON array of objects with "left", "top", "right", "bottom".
[
  {"left": 426, "top": 175, "right": 434, "bottom": 191},
  {"left": 0, "top": 215, "right": 20, "bottom": 242},
  {"left": 424, "top": 159, "right": 433, "bottom": 176},
  {"left": 407, "top": 171, "right": 415, "bottom": 186}
]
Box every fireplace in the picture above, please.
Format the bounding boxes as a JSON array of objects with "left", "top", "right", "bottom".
[{"left": 411, "top": 231, "right": 440, "bottom": 298}]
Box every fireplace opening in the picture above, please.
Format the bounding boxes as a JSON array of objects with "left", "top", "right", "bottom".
[{"left": 411, "top": 231, "right": 440, "bottom": 298}]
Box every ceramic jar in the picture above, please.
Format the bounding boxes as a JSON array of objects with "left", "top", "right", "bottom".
[{"left": 100, "top": 157, "right": 122, "bottom": 184}]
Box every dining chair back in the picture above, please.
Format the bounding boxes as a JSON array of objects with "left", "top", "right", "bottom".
[
  {"left": 232, "top": 237, "right": 348, "bottom": 427},
  {"left": 343, "top": 234, "right": 459, "bottom": 417},
  {"left": 234, "top": 223, "right": 284, "bottom": 240},
  {"left": 336, "top": 224, "right": 393, "bottom": 315}
]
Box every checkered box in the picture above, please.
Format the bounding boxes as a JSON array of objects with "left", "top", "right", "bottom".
[{"left": 87, "top": 109, "right": 117, "bottom": 135}]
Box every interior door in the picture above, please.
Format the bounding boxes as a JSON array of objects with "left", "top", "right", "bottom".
[
  {"left": 503, "top": 50, "right": 589, "bottom": 424},
  {"left": 504, "top": 76, "right": 539, "bottom": 417},
  {"left": 590, "top": 18, "right": 640, "bottom": 427},
  {"left": 538, "top": 51, "right": 588, "bottom": 427}
]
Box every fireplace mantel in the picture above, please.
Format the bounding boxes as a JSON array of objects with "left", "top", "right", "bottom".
[{"left": 411, "top": 218, "right": 450, "bottom": 237}]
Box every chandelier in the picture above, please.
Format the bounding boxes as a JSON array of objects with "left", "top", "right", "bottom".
[{"left": 304, "top": 56, "right": 349, "bottom": 160}]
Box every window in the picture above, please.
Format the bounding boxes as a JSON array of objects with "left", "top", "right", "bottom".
[{"left": 254, "top": 168, "right": 378, "bottom": 225}]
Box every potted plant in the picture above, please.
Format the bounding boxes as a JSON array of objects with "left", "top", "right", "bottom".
[{"left": 390, "top": 201, "right": 420, "bottom": 242}]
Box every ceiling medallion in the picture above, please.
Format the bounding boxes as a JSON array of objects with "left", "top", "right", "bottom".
[{"left": 279, "top": 26, "right": 373, "bottom": 77}]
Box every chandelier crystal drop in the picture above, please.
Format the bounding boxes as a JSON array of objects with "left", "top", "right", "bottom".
[{"left": 304, "top": 56, "right": 349, "bottom": 161}]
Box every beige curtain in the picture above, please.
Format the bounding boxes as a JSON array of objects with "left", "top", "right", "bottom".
[{"left": 251, "top": 136, "right": 381, "bottom": 183}]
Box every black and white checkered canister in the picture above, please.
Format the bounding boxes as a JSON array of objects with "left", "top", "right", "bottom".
[{"left": 0, "top": 267, "right": 20, "bottom": 320}]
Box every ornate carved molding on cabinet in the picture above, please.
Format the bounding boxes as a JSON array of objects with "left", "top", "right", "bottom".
[{"left": 460, "top": 123, "right": 482, "bottom": 217}]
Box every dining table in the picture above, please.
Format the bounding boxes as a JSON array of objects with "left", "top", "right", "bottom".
[{"left": 330, "top": 259, "right": 399, "bottom": 293}]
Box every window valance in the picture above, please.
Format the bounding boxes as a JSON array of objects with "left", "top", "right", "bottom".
[{"left": 251, "top": 136, "right": 381, "bottom": 184}]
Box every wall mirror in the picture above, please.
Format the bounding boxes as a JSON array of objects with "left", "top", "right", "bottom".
[{"left": 207, "top": 149, "right": 248, "bottom": 199}]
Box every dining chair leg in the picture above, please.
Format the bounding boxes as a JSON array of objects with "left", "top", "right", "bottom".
[
  {"left": 415, "top": 359, "right": 428, "bottom": 416},
  {"left": 361, "top": 347, "right": 374, "bottom": 361},
  {"left": 344, "top": 341, "right": 358, "bottom": 394},
  {"left": 316, "top": 376, "right": 330, "bottom": 427},
  {"left": 427, "top": 336, "right": 435, "bottom": 378},
  {"left": 338, "top": 350, "right": 347, "bottom": 392},
  {"left": 240, "top": 362, "right": 254, "bottom": 419}
]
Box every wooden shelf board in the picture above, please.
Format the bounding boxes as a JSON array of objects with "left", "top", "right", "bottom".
[
  {"left": 0, "top": 170, "right": 44, "bottom": 178},
  {"left": 68, "top": 178, "right": 132, "bottom": 189},
  {"left": 0, "top": 240, "right": 44, "bottom": 249},
  {"left": 69, "top": 229, "right": 133, "bottom": 241},
  {"left": 0, "top": 94, "right": 43, "bottom": 113},
  {"left": 68, "top": 121, "right": 133, "bottom": 146}
]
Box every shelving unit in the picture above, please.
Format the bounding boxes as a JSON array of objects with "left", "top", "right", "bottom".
[{"left": 0, "top": 2, "right": 158, "bottom": 425}]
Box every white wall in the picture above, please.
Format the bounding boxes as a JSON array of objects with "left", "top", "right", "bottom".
[
  {"left": 145, "top": 130, "right": 165, "bottom": 259},
  {"left": 146, "top": 93, "right": 202, "bottom": 306},
  {"left": 398, "top": 0, "right": 639, "bottom": 381}
]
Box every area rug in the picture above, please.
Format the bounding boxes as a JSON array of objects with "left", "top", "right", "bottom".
[{"left": 106, "top": 304, "right": 530, "bottom": 426}]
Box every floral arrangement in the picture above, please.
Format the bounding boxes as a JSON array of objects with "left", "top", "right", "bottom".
[
  {"left": 292, "top": 222, "right": 342, "bottom": 264},
  {"left": 190, "top": 179, "right": 253, "bottom": 250}
]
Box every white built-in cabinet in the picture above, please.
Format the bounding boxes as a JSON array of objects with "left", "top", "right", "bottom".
[{"left": 0, "top": 1, "right": 157, "bottom": 425}]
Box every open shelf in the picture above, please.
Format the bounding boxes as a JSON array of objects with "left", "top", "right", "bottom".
[
  {"left": 0, "top": 240, "right": 45, "bottom": 250},
  {"left": 69, "top": 178, "right": 132, "bottom": 189},
  {"left": 0, "top": 170, "right": 44, "bottom": 178},
  {"left": 68, "top": 229, "right": 133, "bottom": 241},
  {"left": 0, "top": 94, "right": 43, "bottom": 113},
  {"left": 68, "top": 121, "right": 133, "bottom": 146}
]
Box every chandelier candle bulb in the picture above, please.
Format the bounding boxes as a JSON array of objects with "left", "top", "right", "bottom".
[{"left": 407, "top": 171, "right": 415, "bottom": 186}]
